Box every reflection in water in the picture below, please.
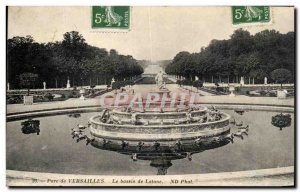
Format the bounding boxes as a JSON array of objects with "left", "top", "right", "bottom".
[
  {"left": 6, "top": 111, "right": 294, "bottom": 175},
  {"left": 94, "top": 135, "right": 235, "bottom": 175},
  {"left": 72, "top": 128, "right": 246, "bottom": 175},
  {"left": 150, "top": 159, "right": 172, "bottom": 175},
  {"left": 68, "top": 113, "right": 81, "bottom": 118},
  {"left": 234, "top": 109, "right": 246, "bottom": 115},
  {"left": 69, "top": 106, "right": 255, "bottom": 175},
  {"left": 271, "top": 113, "right": 292, "bottom": 131},
  {"left": 71, "top": 123, "right": 89, "bottom": 142},
  {"left": 21, "top": 119, "right": 40, "bottom": 135}
]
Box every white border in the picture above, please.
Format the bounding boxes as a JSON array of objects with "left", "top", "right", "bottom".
[{"left": 1, "top": 0, "right": 298, "bottom": 192}]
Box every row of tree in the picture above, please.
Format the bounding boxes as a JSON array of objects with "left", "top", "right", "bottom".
[
  {"left": 165, "top": 29, "right": 294, "bottom": 84},
  {"left": 7, "top": 31, "right": 144, "bottom": 89}
]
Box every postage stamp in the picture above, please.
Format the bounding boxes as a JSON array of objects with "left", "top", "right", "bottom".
[
  {"left": 232, "top": 6, "right": 271, "bottom": 25},
  {"left": 92, "top": 6, "right": 130, "bottom": 29}
]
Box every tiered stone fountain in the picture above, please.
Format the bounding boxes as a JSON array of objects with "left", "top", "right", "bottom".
[
  {"left": 72, "top": 76, "right": 246, "bottom": 175},
  {"left": 89, "top": 88, "right": 232, "bottom": 147}
]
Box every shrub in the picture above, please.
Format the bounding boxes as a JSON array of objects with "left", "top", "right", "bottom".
[
  {"left": 45, "top": 93, "right": 54, "bottom": 101},
  {"left": 177, "top": 79, "right": 203, "bottom": 88},
  {"left": 216, "top": 87, "right": 224, "bottom": 92},
  {"left": 270, "top": 68, "right": 292, "bottom": 88},
  {"left": 193, "top": 80, "right": 203, "bottom": 88},
  {"left": 260, "top": 90, "right": 267, "bottom": 96},
  {"left": 269, "top": 92, "right": 277, "bottom": 97},
  {"left": 112, "top": 80, "right": 134, "bottom": 89},
  {"left": 7, "top": 97, "right": 19, "bottom": 104}
]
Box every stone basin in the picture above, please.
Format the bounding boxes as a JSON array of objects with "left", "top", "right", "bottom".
[{"left": 89, "top": 109, "right": 231, "bottom": 143}]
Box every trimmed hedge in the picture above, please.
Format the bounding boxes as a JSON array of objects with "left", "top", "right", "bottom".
[
  {"left": 112, "top": 80, "right": 134, "bottom": 89},
  {"left": 176, "top": 79, "right": 203, "bottom": 88}
]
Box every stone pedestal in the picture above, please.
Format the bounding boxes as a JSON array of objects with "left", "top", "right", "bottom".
[
  {"left": 23, "top": 96, "right": 34, "bottom": 105},
  {"left": 79, "top": 89, "right": 86, "bottom": 100},
  {"left": 229, "top": 86, "right": 235, "bottom": 97},
  {"left": 277, "top": 90, "right": 287, "bottom": 99}
]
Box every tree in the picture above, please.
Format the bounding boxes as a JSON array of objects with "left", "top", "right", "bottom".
[
  {"left": 270, "top": 68, "right": 292, "bottom": 88},
  {"left": 229, "top": 29, "right": 253, "bottom": 58},
  {"left": 235, "top": 52, "right": 260, "bottom": 77},
  {"left": 165, "top": 29, "right": 294, "bottom": 85},
  {"left": 7, "top": 31, "right": 144, "bottom": 89},
  {"left": 7, "top": 36, "right": 36, "bottom": 88},
  {"left": 249, "top": 69, "right": 266, "bottom": 84},
  {"left": 61, "top": 31, "right": 88, "bottom": 86}
]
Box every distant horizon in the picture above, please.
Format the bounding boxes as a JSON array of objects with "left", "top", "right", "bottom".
[{"left": 8, "top": 6, "right": 294, "bottom": 61}]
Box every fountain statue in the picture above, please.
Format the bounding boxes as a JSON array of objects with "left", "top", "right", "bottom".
[
  {"left": 111, "top": 78, "right": 115, "bottom": 87},
  {"left": 264, "top": 77, "right": 268, "bottom": 85},
  {"left": 66, "top": 79, "right": 71, "bottom": 88},
  {"left": 155, "top": 71, "right": 166, "bottom": 90},
  {"left": 240, "top": 76, "right": 245, "bottom": 85}
]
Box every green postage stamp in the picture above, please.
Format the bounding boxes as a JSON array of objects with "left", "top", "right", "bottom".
[
  {"left": 232, "top": 6, "right": 270, "bottom": 25},
  {"left": 92, "top": 6, "right": 130, "bottom": 29}
]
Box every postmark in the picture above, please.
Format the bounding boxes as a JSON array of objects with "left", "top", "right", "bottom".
[
  {"left": 92, "top": 6, "right": 130, "bottom": 29},
  {"left": 232, "top": 6, "right": 271, "bottom": 25}
]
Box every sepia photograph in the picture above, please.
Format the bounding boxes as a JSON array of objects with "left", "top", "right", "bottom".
[{"left": 5, "top": 6, "right": 295, "bottom": 187}]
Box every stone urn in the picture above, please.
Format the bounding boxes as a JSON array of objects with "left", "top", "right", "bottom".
[
  {"left": 79, "top": 88, "right": 86, "bottom": 100},
  {"left": 229, "top": 85, "right": 235, "bottom": 97}
]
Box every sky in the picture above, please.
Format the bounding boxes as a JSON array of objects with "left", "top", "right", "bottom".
[{"left": 8, "top": 6, "right": 294, "bottom": 61}]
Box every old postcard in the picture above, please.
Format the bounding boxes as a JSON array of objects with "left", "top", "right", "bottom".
[{"left": 6, "top": 6, "right": 295, "bottom": 187}]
